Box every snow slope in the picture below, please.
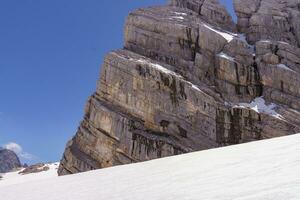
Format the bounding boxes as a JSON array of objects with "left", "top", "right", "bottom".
[
  {"left": 0, "top": 162, "right": 59, "bottom": 187},
  {"left": 0, "top": 135, "right": 299, "bottom": 200}
]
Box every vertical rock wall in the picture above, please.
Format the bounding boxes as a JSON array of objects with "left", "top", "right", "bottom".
[{"left": 58, "top": 0, "right": 300, "bottom": 175}]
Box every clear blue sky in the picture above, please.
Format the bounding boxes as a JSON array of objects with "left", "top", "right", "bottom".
[{"left": 0, "top": 0, "right": 234, "bottom": 164}]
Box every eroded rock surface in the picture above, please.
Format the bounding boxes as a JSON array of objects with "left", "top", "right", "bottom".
[{"left": 58, "top": 0, "right": 300, "bottom": 175}]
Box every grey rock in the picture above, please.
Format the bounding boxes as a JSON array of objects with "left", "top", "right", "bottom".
[
  {"left": 256, "top": 40, "right": 300, "bottom": 110},
  {"left": 0, "top": 149, "right": 22, "bottom": 173},
  {"left": 58, "top": 0, "right": 300, "bottom": 175},
  {"left": 234, "top": 0, "right": 300, "bottom": 46},
  {"left": 170, "top": 0, "right": 236, "bottom": 32}
]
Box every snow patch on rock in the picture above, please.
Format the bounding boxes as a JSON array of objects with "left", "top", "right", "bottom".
[
  {"left": 277, "top": 64, "right": 295, "bottom": 72},
  {"left": 202, "top": 24, "right": 235, "bottom": 42},
  {"left": 169, "top": 16, "right": 185, "bottom": 20},
  {"left": 217, "top": 52, "right": 235, "bottom": 62},
  {"left": 172, "top": 12, "right": 187, "bottom": 16},
  {"left": 260, "top": 40, "right": 272, "bottom": 43},
  {"left": 233, "top": 97, "right": 284, "bottom": 119},
  {"left": 135, "top": 59, "right": 183, "bottom": 78}
]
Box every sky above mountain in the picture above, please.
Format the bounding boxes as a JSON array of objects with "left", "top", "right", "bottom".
[{"left": 0, "top": 0, "right": 235, "bottom": 164}]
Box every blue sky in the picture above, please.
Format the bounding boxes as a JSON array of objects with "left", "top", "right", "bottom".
[{"left": 0, "top": 0, "right": 234, "bottom": 164}]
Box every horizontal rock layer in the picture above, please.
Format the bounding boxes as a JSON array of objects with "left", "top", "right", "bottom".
[{"left": 58, "top": 0, "right": 300, "bottom": 175}]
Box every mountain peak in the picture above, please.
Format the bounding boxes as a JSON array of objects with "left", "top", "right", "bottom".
[
  {"left": 0, "top": 149, "right": 22, "bottom": 173},
  {"left": 58, "top": 0, "right": 300, "bottom": 175}
]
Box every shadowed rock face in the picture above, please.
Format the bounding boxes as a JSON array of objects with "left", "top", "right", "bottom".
[
  {"left": 0, "top": 149, "right": 21, "bottom": 173},
  {"left": 58, "top": 0, "right": 300, "bottom": 175}
]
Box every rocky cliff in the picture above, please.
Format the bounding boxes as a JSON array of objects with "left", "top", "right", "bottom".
[
  {"left": 0, "top": 149, "right": 21, "bottom": 173},
  {"left": 58, "top": 0, "right": 300, "bottom": 175}
]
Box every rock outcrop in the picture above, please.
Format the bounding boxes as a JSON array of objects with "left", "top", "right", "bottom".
[
  {"left": 234, "top": 0, "right": 300, "bottom": 46},
  {"left": 19, "top": 163, "right": 50, "bottom": 175},
  {"left": 0, "top": 149, "right": 22, "bottom": 173},
  {"left": 58, "top": 0, "right": 300, "bottom": 175}
]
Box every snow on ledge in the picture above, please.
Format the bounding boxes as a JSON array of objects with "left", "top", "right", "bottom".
[
  {"left": 172, "top": 12, "right": 187, "bottom": 16},
  {"left": 135, "top": 59, "right": 183, "bottom": 78},
  {"left": 260, "top": 40, "right": 272, "bottom": 43},
  {"left": 191, "top": 84, "right": 202, "bottom": 92},
  {"left": 134, "top": 59, "right": 205, "bottom": 94},
  {"left": 277, "top": 64, "right": 295, "bottom": 72},
  {"left": 217, "top": 52, "right": 235, "bottom": 62},
  {"left": 278, "top": 41, "right": 290, "bottom": 45},
  {"left": 169, "top": 16, "right": 185, "bottom": 20},
  {"left": 202, "top": 24, "right": 235, "bottom": 43},
  {"left": 233, "top": 97, "right": 284, "bottom": 120}
]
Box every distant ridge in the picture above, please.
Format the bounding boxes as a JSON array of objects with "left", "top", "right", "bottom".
[{"left": 0, "top": 149, "right": 21, "bottom": 173}]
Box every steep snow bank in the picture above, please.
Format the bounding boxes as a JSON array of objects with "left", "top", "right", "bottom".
[{"left": 0, "top": 135, "right": 299, "bottom": 200}]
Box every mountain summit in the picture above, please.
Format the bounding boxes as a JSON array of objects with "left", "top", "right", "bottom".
[
  {"left": 58, "top": 0, "right": 300, "bottom": 175},
  {"left": 0, "top": 149, "right": 21, "bottom": 173}
]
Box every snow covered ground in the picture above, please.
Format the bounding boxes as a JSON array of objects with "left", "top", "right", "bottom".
[
  {"left": 0, "top": 135, "right": 299, "bottom": 200},
  {"left": 0, "top": 162, "right": 59, "bottom": 187}
]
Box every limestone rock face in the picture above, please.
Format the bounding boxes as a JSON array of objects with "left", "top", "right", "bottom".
[
  {"left": 256, "top": 40, "right": 300, "bottom": 110},
  {"left": 58, "top": 0, "right": 300, "bottom": 175},
  {"left": 170, "top": 0, "right": 236, "bottom": 32},
  {"left": 234, "top": 0, "right": 300, "bottom": 46},
  {"left": 0, "top": 149, "right": 22, "bottom": 173}
]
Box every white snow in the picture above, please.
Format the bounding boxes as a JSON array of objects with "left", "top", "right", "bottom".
[
  {"left": 217, "top": 52, "right": 235, "bottom": 62},
  {"left": 278, "top": 41, "right": 290, "bottom": 45},
  {"left": 135, "top": 59, "right": 183, "bottom": 78},
  {"left": 170, "top": 12, "right": 187, "bottom": 20},
  {"left": 277, "top": 64, "right": 295, "bottom": 72},
  {"left": 0, "top": 162, "right": 59, "bottom": 187},
  {"left": 0, "top": 135, "right": 300, "bottom": 200},
  {"left": 203, "top": 24, "right": 235, "bottom": 42},
  {"left": 191, "top": 83, "right": 202, "bottom": 92},
  {"left": 169, "top": 16, "right": 185, "bottom": 20},
  {"left": 233, "top": 97, "right": 283, "bottom": 119},
  {"left": 260, "top": 40, "right": 272, "bottom": 43},
  {"left": 172, "top": 12, "right": 187, "bottom": 16}
]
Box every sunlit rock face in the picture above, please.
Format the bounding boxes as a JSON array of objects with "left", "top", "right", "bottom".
[
  {"left": 234, "top": 0, "right": 300, "bottom": 46},
  {"left": 58, "top": 0, "right": 300, "bottom": 175},
  {"left": 234, "top": 0, "right": 300, "bottom": 110}
]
